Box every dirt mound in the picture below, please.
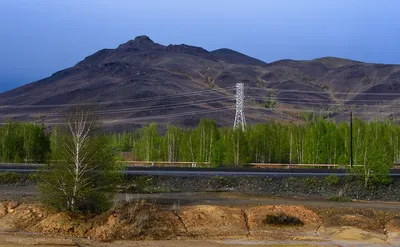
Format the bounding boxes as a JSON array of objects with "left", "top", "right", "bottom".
[
  {"left": 2, "top": 200, "right": 400, "bottom": 244},
  {"left": 0, "top": 203, "right": 49, "bottom": 232},
  {"left": 86, "top": 202, "right": 185, "bottom": 241},
  {"left": 30, "top": 212, "right": 88, "bottom": 236},
  {"left": 180, "top": 205, "right": 247, "bottom": 238},
  {"left": 245, "top": 205, "right": 322, "bottom": 238},
  {"left": 323, "top": 213, "right": 380, "bottom": 232}
]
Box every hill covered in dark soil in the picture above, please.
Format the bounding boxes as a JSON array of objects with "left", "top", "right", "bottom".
[{"left": 1, "top": 35, "right": 400, "bottom": 130}]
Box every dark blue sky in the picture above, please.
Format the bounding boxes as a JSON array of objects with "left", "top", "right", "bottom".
[{"left": 1, "top": 0, "right": 400, "bottom": 92}]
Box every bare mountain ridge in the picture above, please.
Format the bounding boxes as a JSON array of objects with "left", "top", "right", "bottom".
[{"left": 1, "top": 35, "right": 400, "bottom": 130}]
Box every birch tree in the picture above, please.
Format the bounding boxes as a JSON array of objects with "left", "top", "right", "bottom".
[{"left": 39, "top": 106, "right": 123, "bottom": 212}]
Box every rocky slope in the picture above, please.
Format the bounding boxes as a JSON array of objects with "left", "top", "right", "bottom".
[{"left": 1, "top": 35, "right": 400, "bottom": 130}]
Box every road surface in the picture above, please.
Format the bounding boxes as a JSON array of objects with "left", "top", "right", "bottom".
[{"left": 1, "top": 163, "right": 400, "bottom": 177}]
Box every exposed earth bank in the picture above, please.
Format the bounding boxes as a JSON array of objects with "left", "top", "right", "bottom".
[{"left": 0, "top": 200, "right": 400, "bottom": 246}]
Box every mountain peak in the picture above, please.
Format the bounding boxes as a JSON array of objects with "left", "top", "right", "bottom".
[
  {"left": 132, "top": 35, "right": 154, "bottom": 44},
  {"left": 211, "top": 48, "right": 266, "bottom": 66},
  {"left": 117, "top": 35, "right": 161, "bottom": 50}
]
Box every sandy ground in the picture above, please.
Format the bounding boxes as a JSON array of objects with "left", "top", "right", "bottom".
[{"left": 0, "top": 233, "right": 396, "bottom": 247}]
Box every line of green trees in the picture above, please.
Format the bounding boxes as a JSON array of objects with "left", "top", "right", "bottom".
[
  {"left": 111, "top": 118, "right": 400, "bottom": 166},
  {"left": 2, "top": 117, "right": 399, "bottom": 174},
  {"left": 0, "top": 121, "right": 50, "bottom": 163},
  {"left": 1, "top": 116, "right": 398, "bottom": 189}
]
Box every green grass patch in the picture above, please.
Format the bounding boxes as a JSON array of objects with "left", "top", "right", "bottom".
[{"left": 325, "top": 174, "right": 340, "bottom": 185}]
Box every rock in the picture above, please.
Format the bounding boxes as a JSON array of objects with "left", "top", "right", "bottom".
[{"left": 7, "top": 201, "right": 19, "bottom": 210}]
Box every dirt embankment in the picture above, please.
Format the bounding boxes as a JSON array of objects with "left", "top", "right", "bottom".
[{"left": 1, "top": 200, "right": 400, "bottom": 245}]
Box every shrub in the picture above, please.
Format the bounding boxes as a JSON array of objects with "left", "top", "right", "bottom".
[
  {"left": 329, "top": 196, "right": 352, "bottom": 202},
  {"left": 133, "top": 176, "right": 153, "bottom": 191},
  {"left": 264, "top": 213, "right": 304, "bottom": 227},
  {"left": 325, "top": 174, "right": 340, "bottom": 185}
]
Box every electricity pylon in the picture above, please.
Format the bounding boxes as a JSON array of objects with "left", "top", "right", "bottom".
[{"left": 233, "top": 83, "right": 246, "bottom": 131}]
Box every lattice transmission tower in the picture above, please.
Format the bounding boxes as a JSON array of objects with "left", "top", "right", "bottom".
[{"left": 233, "top": 83, "right": 246, "bottom": 131}]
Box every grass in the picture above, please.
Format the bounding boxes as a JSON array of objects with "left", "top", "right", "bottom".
[
  {"left": 329, "top": 195, "right": 352, "bottom": 202},
  {"left": 0, "top": 172, "right": 37, "bottom": 185},
  {"left": 264, "top": 213, "right": 304, "bottom": 227},
  {"left": 325, "top": 174, "right": 340, "bottom": 185}
]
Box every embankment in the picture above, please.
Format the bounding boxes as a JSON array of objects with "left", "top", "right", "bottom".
[{"left": 0, "top": 200, "right": 400, "bottom": 244}]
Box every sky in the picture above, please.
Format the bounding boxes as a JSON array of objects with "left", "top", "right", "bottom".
[{"left": 1, "top": 0, "right": 400, "bottom": 92}]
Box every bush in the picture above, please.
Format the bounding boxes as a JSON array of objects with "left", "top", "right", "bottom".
[
  {"left": 329, "top": 196, "right": 352, "bottom": 202},
  {"left": 133, "top": 176, "right": 153, "bottom": 192},
  {"left": 264, "top": 213, "right": 304, "bottom": 227},
  {"left": 325, "top": 174, "right": 340, "bottom": 185}
]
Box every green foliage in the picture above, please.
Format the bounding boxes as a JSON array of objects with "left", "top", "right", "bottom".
[
  {"left": 304, "top": 177, "right": 320, "bottom": 187},
  {"left": 221, "top": 128, "right": 250, "bottom": 166},
  {"left": 131, "top": 123, "right": 161, "bottom": 161},
  {"left": 111, "top": 130, "right": 137, "bottom": 152},
  {"left": 264, "top": 90, "right": 277, "bottom": 109},
  {"left": 329, "top": 196, "right": 352, "bottom": 202},
  {"left": 300, "top": 112, "right": 314, "bottom": 122},
  {"left": 350, "top": 119, "right": 395, "bottom": 187},
  {"left": 39, "top": 108, "right": 123, "bottom": 213},
  {"left": 0, "top": 172, "right": 39, "bottom": 185},
  {"left": 0, "top": 121, "right": 50, "bottom": 163},
  {"left": 132, "top": 176, "right": 154, "bottom": 192},
  {"left": 325, "top": 174, "right": 340, "bottom": 185},
  {"left": 264, "top": 213, "right": 304, "bottom": 226},
  {"left": 110, "top": 117, "right": 400, "bottom": 185},
  {"left": 0, "top": 172, "right": 26, "bottom": 184}
]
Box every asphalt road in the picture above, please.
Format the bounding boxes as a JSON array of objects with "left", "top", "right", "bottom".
[{"left": 1, "top": 163, "right": 400, "bottom": 177}]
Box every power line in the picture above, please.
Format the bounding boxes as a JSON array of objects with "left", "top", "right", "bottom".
[
  {"left": 48, "top": 97, "right": 234, "bottom": 116},
  {"left": 246, "top": 95, "right": 400, "bottom": 103},
  {"left": 247, "top": 106, "right": 335, "bottom": 113},
  {"left": 247, "top": 105, "right": 396, "bottom": 115},
  {"left": 0, "top": 86, "right": 235, "bottom": 109},
  {"left": 247, "top": 87, "right": 400, "bottom": 96},
  {"left": 7, "top": 107, "right": 236, "bottom": 125},
  {"left": 246, "top": 97, "right": 400, "bottom": 108}
]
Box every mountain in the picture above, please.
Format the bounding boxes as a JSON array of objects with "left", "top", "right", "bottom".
[
  {"left": 1, "top": 35, "right": 400, "bottom": 131},
  {"left": 211, "top": 48, "right": 266, "bottom": 66}
]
